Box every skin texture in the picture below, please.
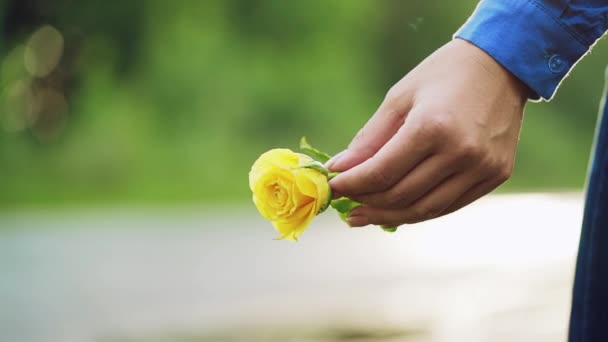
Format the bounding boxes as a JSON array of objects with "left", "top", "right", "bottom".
[{"left": 327, "top": 38, "right": 530, "bottom": 228}]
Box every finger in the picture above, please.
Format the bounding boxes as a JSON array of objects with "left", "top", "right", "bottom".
[
  {"left": 329, "top": 112, "right": 434, "bottom": 197},
  {"left": 441, "top": 178, "right": 503, "bottom": 216},
  {"left": 348, "top": 171, "right": 483, "bottom": 227},
  {"left": 327, "top": 97, "right": 411, "bottom": 172},
  {"left": 351, "top": 154, "right": 461, "bottom": 209}
]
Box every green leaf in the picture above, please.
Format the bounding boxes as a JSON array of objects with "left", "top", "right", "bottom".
[
  {"left": 331, "top": 198, "right": 398, "bottom": 234},
  {"left": 300, "top": 136, "right": 332, "bottom": 164},
  {"left": 330, "top": 197, "right": 361, "bottom": 222},
  {"left": 380, "top": 226, "right": 398, "bottom": 233},
  {"left": 331, "top": 197, "right": 360, "bottom": 213}
]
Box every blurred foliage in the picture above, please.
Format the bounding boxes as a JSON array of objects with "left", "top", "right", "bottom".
[{"left": 0, "top": 0, "right": 604, "bottom": 208}]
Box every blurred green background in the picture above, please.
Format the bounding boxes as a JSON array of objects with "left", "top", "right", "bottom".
[{"left": 0, "top": 0, "right": 604, "bottom": 209}]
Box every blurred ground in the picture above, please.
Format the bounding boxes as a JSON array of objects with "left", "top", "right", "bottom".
[{"left": 0, "top": 193, "right": 582, "bottom": 342}]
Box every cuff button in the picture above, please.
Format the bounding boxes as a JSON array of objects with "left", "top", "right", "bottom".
[{"left": 548, "top": 54, "right": 567, "bottom": 73}]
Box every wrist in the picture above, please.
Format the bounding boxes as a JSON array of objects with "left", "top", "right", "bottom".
[{"left": 454, "top": 38, "right": 531, "bottom": 104}]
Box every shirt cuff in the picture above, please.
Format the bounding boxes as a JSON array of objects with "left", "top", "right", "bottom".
[{"left": 454, "top": 0, "right": 590, "bottom": 101}]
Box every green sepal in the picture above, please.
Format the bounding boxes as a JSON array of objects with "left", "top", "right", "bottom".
[
  {"left": 317, "top": 188, "right": 332, "bottom": 215},
  {"left": 301, "top": 161, "right": 329, "bottom": 177},
  {"left": 300, "top": 136, "right": 332, "bottom": 164}
]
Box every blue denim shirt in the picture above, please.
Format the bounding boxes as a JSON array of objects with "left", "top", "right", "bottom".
[{"left": 455, "top": 0, "right": 608, "bottom": 100}]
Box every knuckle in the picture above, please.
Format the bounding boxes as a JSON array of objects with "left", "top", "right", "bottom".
[
  {"left": 349, "top": 130, "right": 376, "bottom": 155},
  {"left": 409, "top": 204, "right": 438, "bottom": 222},
  {"left": 457, "top": 140, "right": 484, "bottom": 163},
  {"left": 495, "top": 162, "right": 513, "bottom": 183},
  {"left": 384, "top": 85, "right": 401, "bottom": 104},
  {"left": 477, "top": 155, "right": 495, "bottom": 171},
  {"left": 365, "top": 167, "right": 394, "bottom": 190},
  {"left": 387, "top": 189, "right": 410, "bottom": 207},
  {"left": 483, "top": 157, "right": 512, "bottom": 183},
  {"left": 418, "top": 115, "right": 451, "bottom": 140}
]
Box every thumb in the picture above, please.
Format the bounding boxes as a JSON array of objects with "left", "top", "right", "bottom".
[{"left": 327, "top": 98, "right": 409, "bottom": 172}]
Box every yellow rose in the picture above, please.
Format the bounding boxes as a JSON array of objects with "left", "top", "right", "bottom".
[{"left": 249, "top": 148, "right": 331, "bottom": 241}]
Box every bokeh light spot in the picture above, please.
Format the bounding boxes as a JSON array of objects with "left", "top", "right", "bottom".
[
  {"left": 24, "top": 25, "right": 64, "bottom": 78},
  {"left": 0, "top": 79, "right": 35, "bottom": 132}
]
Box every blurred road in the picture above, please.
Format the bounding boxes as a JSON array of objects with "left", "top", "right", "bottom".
[{"left": 0, "top": 193, "right": 583, "bottom": 342}]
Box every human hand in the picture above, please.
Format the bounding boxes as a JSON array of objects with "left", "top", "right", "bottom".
[{"left": 327, "top": 39, "right": 529, "bottom": 228}]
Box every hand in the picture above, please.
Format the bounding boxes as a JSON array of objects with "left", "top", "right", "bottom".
[{"left": 327, "top": 39, "right": 529, "bottom": 228}]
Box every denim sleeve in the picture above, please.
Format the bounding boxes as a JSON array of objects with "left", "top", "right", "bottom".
[{"left": 455, "top": 0, "right": 608, "bottom": 101}]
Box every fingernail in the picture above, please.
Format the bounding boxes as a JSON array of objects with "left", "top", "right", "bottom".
[
  {"left": 347, "top": 215, "right": 369, "bottom": 227},
  {"left": 325, "top": 150, "right": 347, "bottom": 170}
]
